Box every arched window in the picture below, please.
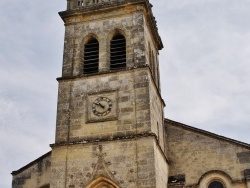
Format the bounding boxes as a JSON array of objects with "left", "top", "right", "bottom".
[
  {"left": 83, "top": 38, "right": 99, "bottom": 74},
  {"left": 110, "top": 34, "right": 126, "bottom": 70},
  {"left": 199, "top": 171, "right": 231, "bottom": 188},
  {"left": 208, "top": 181, "right": 224, "bottom": 188}
]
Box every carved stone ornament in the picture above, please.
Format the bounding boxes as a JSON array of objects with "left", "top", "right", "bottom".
[{"left": 84, "top": 145, "right": 121, "bottom": 188}]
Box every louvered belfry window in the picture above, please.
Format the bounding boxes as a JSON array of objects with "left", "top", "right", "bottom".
[
  {"left": 83, "top": 38, "right": 99, "bottom": 74},
  {"left": 110, "top": 34, "right": 126, "bottom": 70}
]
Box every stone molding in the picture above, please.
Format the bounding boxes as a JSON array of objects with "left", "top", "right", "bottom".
[
  {"left": 50, "top": 132, "right": 157, "bottom": 147},
  {"left": 85, "top": 176, "right": 121, "bottom": 188}
]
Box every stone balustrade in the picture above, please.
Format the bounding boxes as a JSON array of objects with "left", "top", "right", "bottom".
[{"left": 67, "top": 0, "right": 125, "bottom": 10}]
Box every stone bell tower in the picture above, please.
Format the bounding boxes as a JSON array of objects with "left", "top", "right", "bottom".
[{"left": 50, "top": 0, "right": 169, "bottom": 187}]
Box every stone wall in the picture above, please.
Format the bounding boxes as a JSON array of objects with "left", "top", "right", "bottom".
[
  {"left": 12, "top": 152, "right": 51, "bottom": 188},
  {"left": 148, "top": 73, "right": 165, "bottom": 151},
  {"left": 12, "top": 1, "right": 168, "bottom": 187},
  {"left": 50, "top": 136, "right": 165, "bottom": 188},
  {"left": 55, "top": 68, "right": 165, "bottom": 145},
  {"left": 165, "top": 120, "right": 250, "bottom": 188},
  {"left": 154, "top": 141, "right": 169, "bottom": 188},
  {"left": 60, "top": 5, "right": 146, "bottom": 77},
  {"left": 143, "top": 15, "right": 160, "bottom": 89}
]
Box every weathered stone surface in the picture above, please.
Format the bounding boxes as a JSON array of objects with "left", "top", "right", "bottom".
[
  {"left": 12, "top": 152, "right": 51, "bottom": 188},
  {"left": 237, "top": 152, "right": 250, "bottom": 164},
  {"left": 12, "top": 0, "right": 250, "bottom": 188},
  {"left": 12, "top": 0, "right": 166, "bottom": 187},
  {"left": 165, "top": 120, "right": 250, "bottom": 188},
  {"left": 55, "top": 68, "right": 163, "bottom": 144},
  {"left": 49, "top": 136, "right": 168, "bottom": 188}
]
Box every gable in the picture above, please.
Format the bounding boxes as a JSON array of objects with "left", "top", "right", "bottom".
[{"left": 165, "top": 119, "right": 250, "bottom": 186}]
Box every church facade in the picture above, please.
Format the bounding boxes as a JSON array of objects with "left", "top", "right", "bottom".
[{"left": 12, "top": 0, "right": 250, "bottom": 188}]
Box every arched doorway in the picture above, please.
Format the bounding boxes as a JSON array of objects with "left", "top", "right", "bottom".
[{"left": 86, "top": 176, "right": 120, "bottom": 188}]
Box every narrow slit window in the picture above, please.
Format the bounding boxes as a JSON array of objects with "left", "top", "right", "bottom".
[
  {"left": 151, "top": 51, "right": 156, "bottom": 79},
  {"left": 83, "top": 38, "right": 99, "bottom": 74},
  {"left": 110, "top": 34, "right": 126, "bottom": 70}
]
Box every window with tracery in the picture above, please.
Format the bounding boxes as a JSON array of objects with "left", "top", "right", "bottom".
[
  {"left": 110, "top": 34, "right": 126, "bottom": 70},
  {"left": 83, "top": 38, "right": 99, "bottom": 74}
]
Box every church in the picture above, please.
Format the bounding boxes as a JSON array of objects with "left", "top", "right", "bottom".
[{"left": 11, "top": 0, "right": 250, "bottom": 187}]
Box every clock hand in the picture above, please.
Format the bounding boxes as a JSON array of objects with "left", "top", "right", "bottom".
[
  {"left": 98, "top": 102, "right": 105, "bottom": 108},
  {"left": 94, "top": 102, "right": 105, "bottom": 109}
]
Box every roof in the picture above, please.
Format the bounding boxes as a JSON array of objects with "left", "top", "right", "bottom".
[{"left": 165, "top": 118, "right": 250, "bottom": 149}]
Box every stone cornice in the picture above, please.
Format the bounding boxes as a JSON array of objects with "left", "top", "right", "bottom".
[
  {"left": 50, "top": 132, "right": 170, "bottom": 164},
  {"left": 56, "top": 66, "right": 165, "bottom": 106},
  {"left": 51, "top": 132, "right": 155, "bottom": 147}
]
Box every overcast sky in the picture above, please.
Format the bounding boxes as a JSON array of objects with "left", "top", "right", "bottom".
[{"left": 0, "top": 0, "right": 249, "bottom": 187}]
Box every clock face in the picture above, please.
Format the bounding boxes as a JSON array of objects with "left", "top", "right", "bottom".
[
  {"left": 87, "top": 91, "right": 117, "bottom": 123},
  {"left": 92, "top": 97, "right": 112, "bottom": 116}
]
